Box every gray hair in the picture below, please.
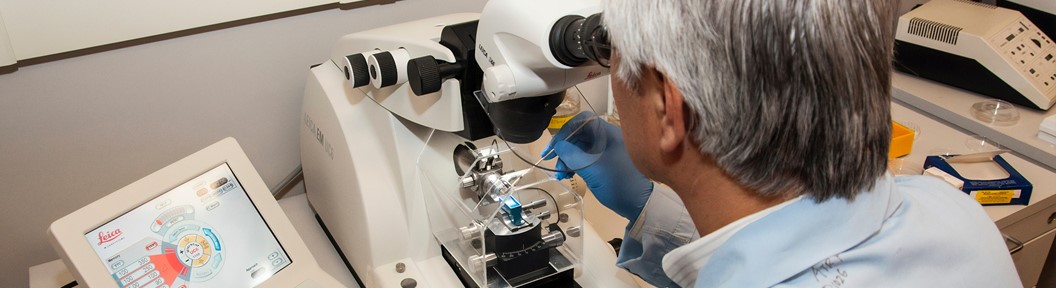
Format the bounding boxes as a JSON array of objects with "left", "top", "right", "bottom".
[{"left": 603, "top": 0, "right": 897, "bottom": 201}]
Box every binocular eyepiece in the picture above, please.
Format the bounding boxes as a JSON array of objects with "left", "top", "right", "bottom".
[{"left": 551, "top": 13, "right": 612, "bottom": 68}]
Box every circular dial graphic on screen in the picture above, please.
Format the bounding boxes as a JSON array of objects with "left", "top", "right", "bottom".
[
  {"left": 152, "top": 205, "right": 226, "bottom": 283},
  {"left": 177, "top": 234, "right": 213, "bottom": 267},
  {"left": 165, "top": 222, "right": 224, "bottom": 282}
]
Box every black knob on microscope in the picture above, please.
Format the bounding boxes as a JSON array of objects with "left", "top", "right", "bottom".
[
  {"left": 343, "top": 53, "right": 371, "bottom": 88},
  {"left": 408, "top": 56, "right": 442, "bottom": 96},
  {"left": 408, "top": 55, "right": 464, "bottom": 96}
]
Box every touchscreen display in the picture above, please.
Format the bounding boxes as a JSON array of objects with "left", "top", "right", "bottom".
[{"left": 85, "top": 163, "right": 291, "bottom": 288}]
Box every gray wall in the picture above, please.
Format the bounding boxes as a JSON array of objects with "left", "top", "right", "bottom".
[
  {"left": 0, "top": 0, "right": 484, "bottom": 286},
  {"left": 901, "top": 0, "right": 930, "bottom": 14}
]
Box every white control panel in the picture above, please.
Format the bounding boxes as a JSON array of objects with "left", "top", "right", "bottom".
[{"left": 988, "top": 18, "right": 1056, "bottom": 90}]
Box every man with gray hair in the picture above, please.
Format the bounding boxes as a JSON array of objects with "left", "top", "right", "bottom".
[{"left": 543, "top": 0, "right": 1022, "bottom": 286}]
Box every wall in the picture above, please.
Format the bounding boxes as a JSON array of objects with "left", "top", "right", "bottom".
[
  {"left": 0, "top": 0, "right": 485, "bottom": 286},
  {"left": 0, "top": 1, "right": 936, "bottom": 286},
  {"left": 900, "top": 0, "right": 930, "bottom": 14}
]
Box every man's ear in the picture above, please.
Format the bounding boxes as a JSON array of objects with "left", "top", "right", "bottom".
[{"left": 658, "top": 73, "right": 687, "bottom": 153}]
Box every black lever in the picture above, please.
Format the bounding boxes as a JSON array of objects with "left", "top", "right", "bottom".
[{"left": 407, "top": 55, "right": 465, "bottom": 96}]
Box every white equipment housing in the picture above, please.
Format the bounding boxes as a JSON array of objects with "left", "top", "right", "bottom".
[
  {"left": 475, "top": 0, "right": 608, "bottom": 103},
  {"left": 895, "top": 0, "right": 1056, "bottom": 110},
  {"left": 299, "top": 11, "right": 641, "bottom": 288}
]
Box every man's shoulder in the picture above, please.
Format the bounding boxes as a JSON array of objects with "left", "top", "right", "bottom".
[
  {"left": 885, "top": 175, "right": 1001, "bottom": 240},
  {"left": 827, "top": 175, "right": 1017, "bottom": 285},
  {"left": 774, "top": 175, "right": 1021, "bottom": 287},
  {"left": 893, "top": 175, "right": 991, "bottom": 216}
]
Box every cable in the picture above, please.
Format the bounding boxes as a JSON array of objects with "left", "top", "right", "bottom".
[{"left": 271, "top": 165, "right": 304, "bottom": 198}]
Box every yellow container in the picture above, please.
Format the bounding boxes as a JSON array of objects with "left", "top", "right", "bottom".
[{"left": 889, "top": 121, "right": 915, "bottom": 158}]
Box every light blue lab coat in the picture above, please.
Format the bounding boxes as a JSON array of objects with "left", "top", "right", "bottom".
[{"left": 616, "top": 174, "right": 1022, "bottom": 287}]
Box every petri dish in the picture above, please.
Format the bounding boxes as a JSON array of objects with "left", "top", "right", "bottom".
[{"left": 970, "top": 99, "right": 1020, "bottom": 126}]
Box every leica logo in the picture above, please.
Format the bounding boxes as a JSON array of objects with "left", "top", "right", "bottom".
[
  {"left": 586, "top": 71, "right": 602, "bottom": 80},
  {"left": 97, "top": 229, "right": 123, "bottom": 245}
]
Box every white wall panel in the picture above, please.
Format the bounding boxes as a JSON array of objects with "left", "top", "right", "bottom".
[
  {"left": 0, "top": 0, "right": 364, "bottom": 60},
  {"left": 0, "top": 0, "right": 486, "bottom": 286},
  {"left": 0, "top": 11, "right": 14, "bottom": 67}
]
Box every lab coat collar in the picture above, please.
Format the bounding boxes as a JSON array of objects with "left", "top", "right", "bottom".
[
  {"left": 662, "top": 195, "right": 800, "bottom": 287},
  {"left": 694, "top": 173, "right": 901, "bottom": 287}
]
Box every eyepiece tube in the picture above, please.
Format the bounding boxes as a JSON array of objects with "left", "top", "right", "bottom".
[
  {"left": 579, "top": 13, "right": 611, "bottom": 67},
  {"left": 550, "top": 13, "right": 611, "bottom": 68}
]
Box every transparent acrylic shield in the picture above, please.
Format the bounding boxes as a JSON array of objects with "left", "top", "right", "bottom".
[
  {"left": 472, "top": 86, "right": 610, "bottom": 173},
  {"left": 417, "top": 130, "right": 584, "bottom": 287}
]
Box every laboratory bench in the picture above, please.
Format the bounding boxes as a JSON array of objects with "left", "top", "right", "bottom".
[
  {"left": 28, "top": 76, "right": 1056, "bottom": 287},
  {"left": 893, "top": 71, "right": 1056, "bottom": 288},
  {"left": 893, "top": 72, "right": 1056, "bottom": 171}
]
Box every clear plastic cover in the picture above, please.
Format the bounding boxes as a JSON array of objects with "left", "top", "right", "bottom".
[
  {"left": 925, "top": 135, "right": 1006, "bottom": 158},
  {"left": 964, "top": 135, "right": 1005, "bottom": 153},
  {"left": 887, "top": 158, "right": 923, "bottom": 175},
  {"left": 417, "top": 129, "right": 584, "bottom": 287}
]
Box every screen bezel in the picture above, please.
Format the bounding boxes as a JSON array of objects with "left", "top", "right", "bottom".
[
  {"left": 83, "top": 162, "right": 293, "bottom": 286},
  {"left": 49, "top": 138, "right": 324, "bottom": 288}
]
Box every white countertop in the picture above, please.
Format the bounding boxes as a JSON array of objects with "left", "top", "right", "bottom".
[
  {"left": 893, "top": 72, "right": 1056, "bottom": 170},
  {"left": 892, "top": 101, "right": 1056, "bottom": 228}
]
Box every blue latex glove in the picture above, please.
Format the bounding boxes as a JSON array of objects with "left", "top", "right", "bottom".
[{"left": 541, "top": 112, "right": 654, "bottom": 223}]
